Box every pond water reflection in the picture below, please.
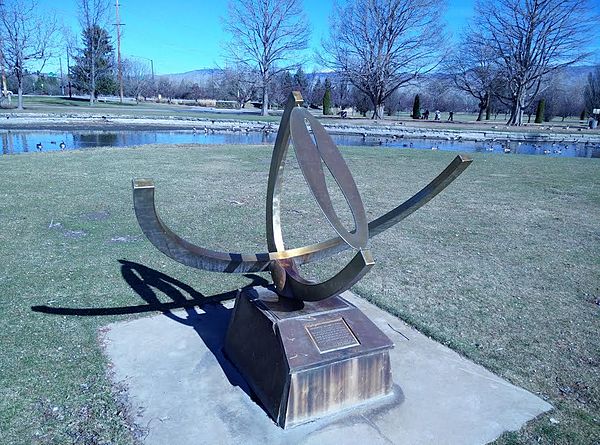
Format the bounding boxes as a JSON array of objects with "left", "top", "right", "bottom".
[{"left": 1, "top": 129, "right": 599, "bottom": 158}]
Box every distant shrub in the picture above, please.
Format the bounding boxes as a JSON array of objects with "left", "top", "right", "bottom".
[
  {"left": 535, "top": 99, "right": 545, "bottom": 124},
  {"left": 412, "top": 94, "right": 420, "bottom": 119},
  {"left": 215, "top": 100, "right": 239, "bottom": 109},
  {"left": 323, "top": 79, "right": 333, "bottom": 115}
]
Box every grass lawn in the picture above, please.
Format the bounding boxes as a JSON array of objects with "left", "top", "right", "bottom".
[
  {"left": 1, "top": 96, "right": 281, "bottom": 123},
  {"left": 0, "top": 143, "right": 598, "bottom": 444}
]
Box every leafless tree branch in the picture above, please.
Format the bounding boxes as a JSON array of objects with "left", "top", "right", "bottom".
[{"left": 222, "top": 0, "right": 310, "bottom": 115}]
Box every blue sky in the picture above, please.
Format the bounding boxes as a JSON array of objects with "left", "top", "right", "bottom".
[{"left": 42, "top": 0, "right": 475, "bottom": 75}]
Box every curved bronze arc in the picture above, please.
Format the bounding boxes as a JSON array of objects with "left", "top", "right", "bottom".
[
  {"left": 278, "top": 249, "right": 375, "bottom": 302},
  {"left": 132, "top": 154, "right": 472, "bottom": 273},
  {"left": 265, "top": 92, "right": 303, "bottom": 253},
  {"left": 133, "top": 178, "right": 338, "bottom": 272},
  {"left": 289, "top": 107, "right": 368, "bottom": 249},
  {"left": 296, "top": 154, "right": 474, "bottom": 264},
  {"left": 133, "top": 179, "right": 271, "bottom": 273},
  {"left": 133, "top": 178, "right": 374, "bottom": 300}
]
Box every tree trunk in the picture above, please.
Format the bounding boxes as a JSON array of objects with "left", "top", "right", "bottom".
[
  {"left": 507, "top": 89, "right": 526, "bottom": 126},
  {"left": 476, "top": 106, "right": 484, "bottom": 121},
  {"left": 90, "top": 53, "right": 96, "bottom": 106},
  {"left": 370, "top": 96, "right": 383, "bottom": 119},
  {"left": 261, "top": 86, "right": 269, "bottom": 116},
  {"left": 477, "top": 93, "right": 489, "bottom": 121},
  {"left": 17, "top": 85, "right": 23, "bottom": 110},
  {"left": 371, "top": 106, "right": 384, "bottom": 119}
]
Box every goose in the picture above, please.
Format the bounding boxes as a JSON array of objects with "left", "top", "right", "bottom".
[
  {"left": 36, "top": 143, "right": 42, "bottom": 151},
  {"left": 59, "top": 141, "right": 66, "bottom": 149}
]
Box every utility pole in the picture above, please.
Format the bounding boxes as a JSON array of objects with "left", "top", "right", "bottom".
[
  {"left": 115, "top": 0, "right": 124, "bottom": 103},
  {"left": 0, "top": 0, "right": 7, "bottom": 99}
]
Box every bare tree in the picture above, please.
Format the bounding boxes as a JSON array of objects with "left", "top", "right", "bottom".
[
  {"left": 77, "top": 0, "right": 110, "bottom": 106},
  {"left": 122, "top": 58, "right": 151, "bottom": 102},
  {"left": 0, "top": 0, "right": 57, "bottom": 109},
  {"left": 448, "top": 31, "right": 501, "bottom": 121},
  {"left": 545, "top": 71, "right": 585, "bottom": 121},
  {"left": 222, "top": 0, "right": 310, "bottom": 116},
  {"left": 474, "top": 0, "right": 597, "bottom": 126},
  {"left": 322, "top": 0, "right": 445, "bottom": 119},
  {"left": 220, "top": 65, "right": 260, "bottom": 108}
]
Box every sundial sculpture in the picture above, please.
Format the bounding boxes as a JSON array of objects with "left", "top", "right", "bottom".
[{"left": 132, "top": 92, "right": 471, "bottom": 428}]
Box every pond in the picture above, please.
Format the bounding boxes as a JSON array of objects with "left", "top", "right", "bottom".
[{"left": 1, "top": 129, "right": 599, "bottom": 158}]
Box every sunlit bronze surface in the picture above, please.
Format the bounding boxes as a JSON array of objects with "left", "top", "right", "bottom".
[{"left": 133, "top": 92, "right": 472, "bottom": 301}]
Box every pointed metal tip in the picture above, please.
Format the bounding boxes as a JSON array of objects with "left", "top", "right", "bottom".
[{"left": 132, "top": 178, "right": 155, "bottom": 189}]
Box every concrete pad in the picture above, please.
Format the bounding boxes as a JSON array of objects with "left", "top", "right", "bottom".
[{"left": 102, "top": 290, "right": 552, "bottom": 445}]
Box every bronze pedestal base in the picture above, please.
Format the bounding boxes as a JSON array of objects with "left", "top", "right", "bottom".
[{"left": 224, "top": 287, "right": 394, "bottom": 428}]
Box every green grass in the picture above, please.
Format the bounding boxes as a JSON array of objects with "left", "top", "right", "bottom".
[
  {"left": 2, "top": 95, "right": 281, "bottom": 122},
  {"left": 0, "top": 144, "right": 599, "bottom": 444}
]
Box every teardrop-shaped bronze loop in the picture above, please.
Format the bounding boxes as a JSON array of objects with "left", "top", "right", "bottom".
[{"left": 289, "top": 107, "right": 368, "bottom": 249}]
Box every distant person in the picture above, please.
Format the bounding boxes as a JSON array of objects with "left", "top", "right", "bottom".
[
  {"left": 434, "top": 110, "right": 440, "bottom": 120},
  {"left": 448, "top": 111, "right": 454, "bottom": 121},
  {"left": 423, "top": 109, "right": 430, "bottom": 120}
]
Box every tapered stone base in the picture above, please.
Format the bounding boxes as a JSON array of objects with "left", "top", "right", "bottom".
[{"left": 223, "top": 286, "right": 394, "bottom": 428}]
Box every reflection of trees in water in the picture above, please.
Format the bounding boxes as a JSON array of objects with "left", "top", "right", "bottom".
[
  {"left": 73, "top": 132, "right": 119, "bottom": 148},
  {"left": 1, "top": 133, "right": 8, "bottom": 154},
  {"left": 1, "top": 130, "right": 598, "bottom": 158},
  {"left": 21, "top": 134, "right": 28, "bottom": 152}
]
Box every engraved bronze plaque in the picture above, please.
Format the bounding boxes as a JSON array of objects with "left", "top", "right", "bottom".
[{"left": 305, "top": 318, "right": 360, "bottom": 353}]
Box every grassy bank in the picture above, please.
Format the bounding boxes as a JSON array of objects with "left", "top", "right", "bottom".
[
  {"left": 0, "top": 144, "right": 598, "bottom": 444},
  {"left": 2, "top": 95, "right": 592, "bottom": 134},
  {"left": 1, "top": 95, "right": 281, "bottom": 122}
]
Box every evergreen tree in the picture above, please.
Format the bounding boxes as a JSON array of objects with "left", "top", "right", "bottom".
[
  {"left": 323, "top": 78, "right": 332, "bottom": 115},
  {"left": 584, "top": 67, "right": 600, "bottom": 116},
  {"left": 271, "top": 70, "right": 294, "bottom": 106},
  {"left": 412, "top": 94, "right": 421, "bottom": 119},
  {"left": 534, "top": 99, "right": 545, "bottom": 123},
  {"left": 70, "top": 25, "right": 116, "bottom": 102},
  {"left": 309, "top": 78, "right": 324, "bottom": 107},
  {"left": 293, "top": 67, "right": 308, "bottom": 98}
]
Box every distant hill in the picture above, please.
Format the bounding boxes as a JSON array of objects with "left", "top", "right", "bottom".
[
  {"left": 160, "top": 69, "right": 221, "bottom": 84},
  {"left": 160, "top": 68, "right": 335, "bottom": 85},
  {"left": 564, "top": 65, "right": 597, "bottom": 82},
  {"left": 161, "top": 65, "right": 598, "bottom": 86}
]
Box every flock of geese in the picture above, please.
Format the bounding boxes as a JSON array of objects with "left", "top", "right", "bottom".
[
  {"left": 190, "top": 122, "right": 275, "bottom": 135},
  {"left": 26, "top": 133, "right": 597, "bottom": 156},
  {"left": 35, "top": 141, "right": 66, "bottom": 151},
  {"left": 360, "top": 134, "right": 595, "bottom": 155}
]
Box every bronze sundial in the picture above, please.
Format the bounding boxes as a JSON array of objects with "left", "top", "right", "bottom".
[{"left": 132, "top": 92, "right": 471, "bottom": 427}]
